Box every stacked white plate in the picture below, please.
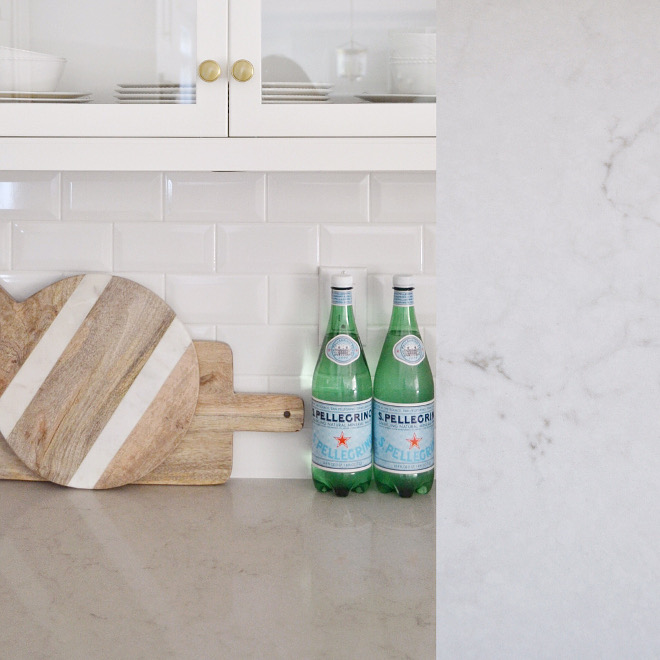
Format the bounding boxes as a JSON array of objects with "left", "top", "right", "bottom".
[
  {"left": 0, "top": 90, "right": 91, "bottom": 103},
  {"left": 115, "top": 83, "right": 196, "bottom": 104},
  {"left": 262, "top": 82, "right": 332, "bottom": 104}
]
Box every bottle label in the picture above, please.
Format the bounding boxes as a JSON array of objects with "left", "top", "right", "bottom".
[
  {"left": 373, "top": 400, "right": 434, "bottom": 473},
  {"left": 325, "top": 334, "right": 360, "bottom": 365},
  {"left": 393, "top": 334, "right": 425, "bottom": 366},
  {"left": 393, "top": 290, "right": 414, "bottom": 306},
  {"left": 331, "top": 289, "right": 352, "bottom": 306},
  {"left": 312, "top": 398, "right": 373, "bottom": 471}
]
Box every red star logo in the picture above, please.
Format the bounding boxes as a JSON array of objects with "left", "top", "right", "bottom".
[
  {"left": 335, "top": 432, "right": 350, "bottom": 447},
  {"left": 407, "top": 433, "right": 421, "bottom": 449}
]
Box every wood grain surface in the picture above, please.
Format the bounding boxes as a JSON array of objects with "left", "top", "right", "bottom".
[
  {"left": 0, "top": 275, "right": 199, "bottom": 489},
  {"left": 0, "top": 341, "right": 305, "bottom": 486}
]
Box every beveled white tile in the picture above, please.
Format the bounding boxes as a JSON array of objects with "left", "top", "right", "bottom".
[
  {"left": 166, "top": 275, "right": 268, "bottom": 324},
  {"left": 12, "top": 222, "right": 112, "bottom": 272},
  {"left": 165, "top": 172, "right": 266, "bottom": 222},
  {"left": 369, "top": 273, "right": 436, "bottom": 327},
  {"left": 215, "top": 325, "right": 317, "bottom": 376},
  {"left": 0, "top": 272, "right": 66, "bottom": 301},
  {"left": 218, "top": 224, "right": 318, "bottom": 273},
  {"left": 268, "top": 275, "right": 318, "bottom": 325},
  {"left": 0, "top": 172, "right": 60, "bottom": 220},
  {"left": 184, "top": 325, "right": 216, "bottom": 341},
  {"left": 0, "top": 222, "right": 10, "bottom": 269},
  {"left": 267, "top": 172, "right": 369, "bottom": 223},
  {"left": 371, "top": 171, "right": 436, "bottom": 223},
  {"left": 62, "top": 172, "right": 162, "bottom": 221},
  {"left": 320, "top": 225, "right": 422, "bottom": 273},
  {"left": 114, "top": 223, "right": 215, "bottom": 273},
  {"left": 423, "top": 223, "right": 436, "bottom": 274}
]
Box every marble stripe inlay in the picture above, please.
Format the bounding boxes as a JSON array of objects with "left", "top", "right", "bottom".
[
  {"left": 0, "top": 274, "right": 112, "bottom": 440},
  {"left": 67, "top": 318, "right": 193, "bottom": 489}
]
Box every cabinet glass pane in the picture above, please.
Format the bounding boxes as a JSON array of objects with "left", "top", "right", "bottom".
[
  {"left": 261, "top": 0, "right": 435, "bottom": 105},
  {"left": 0, "top": 0, "right": 196, "bottom": 104}
]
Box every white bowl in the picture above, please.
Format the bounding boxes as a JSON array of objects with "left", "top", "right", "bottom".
[
  {"left": 388, "top": 28, "right": 436, "bottom": 60},
  {"left": 389, "top": 59, "right": 436, "bottom": 96},
  {"left": 0, "top": 48, "right": 66, "bottom": 92}
]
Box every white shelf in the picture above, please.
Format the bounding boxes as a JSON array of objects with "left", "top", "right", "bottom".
[{"left": 0, "top": 136, "right": 436, "bottom": 171}]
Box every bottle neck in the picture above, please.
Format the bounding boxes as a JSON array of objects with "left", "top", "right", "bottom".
[
  {"left": 328, "top": 288, "right": 357, "bottom": 334},
  {"left": 388, "top": 288, "right": 419, "bottom": 333}
]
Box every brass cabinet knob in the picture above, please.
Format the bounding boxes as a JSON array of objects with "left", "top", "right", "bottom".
[
  {"left": 198, "top": 60, "right": 221, "bottom": 82},
  {"left": 232, "top": 59, "right": 254, "bottom": 82}
]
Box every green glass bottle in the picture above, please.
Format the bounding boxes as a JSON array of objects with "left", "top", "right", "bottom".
[
  {"left": 312, "top": 273, "right": 373, "bottom": 496},
  {"left": 373, "top": 275, "right": 434, "bottom": 497}
]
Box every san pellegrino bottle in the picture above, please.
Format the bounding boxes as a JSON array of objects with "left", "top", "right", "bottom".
[
  {"left": 373, "top": 275, "right": 434, "bottom": 497},
  {"left": 312, "top": 273, "right": 373, "bottom": 496}
]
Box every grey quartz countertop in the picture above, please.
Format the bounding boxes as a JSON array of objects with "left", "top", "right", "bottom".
[{"left": 0, "top": 478, "right": 435, "bottom": 659}]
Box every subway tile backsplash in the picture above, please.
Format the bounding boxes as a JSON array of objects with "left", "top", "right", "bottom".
[{"left": 0, "top": 171, "right": 435, "bottom": 479}]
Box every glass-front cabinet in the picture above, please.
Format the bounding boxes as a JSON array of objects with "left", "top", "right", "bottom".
[
  {"left": 0, "top": 0, "right": 435, "bottom": 138},
  {"left": 0, "top": 0, "right": 228, "bottom": 136},
  {"left": 230, "top": 0, "right": 435, "bottom": 136}
]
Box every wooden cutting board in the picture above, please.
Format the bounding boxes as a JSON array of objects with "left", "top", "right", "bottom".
[
  {"left": 0, "top": 340, "right": 304, "bottom": 485},
  {"left": 0, "top": 274, "right": 199, "bottom": 489}
]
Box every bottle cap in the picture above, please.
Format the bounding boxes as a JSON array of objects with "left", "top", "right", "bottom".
[
  {"left": 393, "top": 274, "right": 414, "bottom": 289},
  {"left": 331, "top": 272, "right": 353, "bottom": 289}
]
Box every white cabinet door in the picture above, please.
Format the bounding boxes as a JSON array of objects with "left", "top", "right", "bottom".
[
  {"left": 229, "top": 0, "right": 436, "bottom": 137},
  {"left": 0, "top": 0, "right": 228, "bottom": 136}
]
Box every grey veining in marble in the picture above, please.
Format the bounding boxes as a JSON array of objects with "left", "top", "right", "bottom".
[
  {"left": 0, "top": 480, "right": 434, "bottom": 659},
  {"left": 436, "top": 1, "right": 660, "bottom": 657}
]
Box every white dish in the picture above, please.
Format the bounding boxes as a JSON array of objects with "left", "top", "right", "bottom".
[
  {"left": 117, "top": 83, "right": 196, "bottom": 89},
  {"left": 116, "top": 90, "right": 196, "bottom": 96},
  {"left": 261, "top": 55, "right": 311, "bottom": 83},
  {"left": 0, "top": 56, "right": 66, "bottom": 92},
  {"left": 355, "top": 93, "right": 435, "bottom": 103},
  {"left": 0, "top": 90, "right": 91, "bottom": 99},
  {"left": 262, "top": 82, "right": 332, "bottom": 89},
  {"left": 116, "top": 99, "right": 196, "bottom": 104},
  {"left": 262, "top": 89, "right": 329, "bottom": 97},
  {"left": 115, "top": 94, "right": 196, "bottom": 100},
  {"left": 261, "top": 94, "right": 330, "bottom": 103},
  {"left": 0, "top": 96, "right": 91, "bottom": 103}
]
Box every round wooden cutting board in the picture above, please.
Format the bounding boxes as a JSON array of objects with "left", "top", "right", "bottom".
[{"left": 0, "top": 274, "right": 199, "bottom": 489}]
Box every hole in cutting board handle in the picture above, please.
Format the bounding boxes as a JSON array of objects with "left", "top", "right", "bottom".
[{"left": 283, "top": 411, "right": 291, "bottom": 418}]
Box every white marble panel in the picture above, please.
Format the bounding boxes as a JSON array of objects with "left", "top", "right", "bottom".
[{"left": 436, "top": 1, "right": 660, "bottom": 656}]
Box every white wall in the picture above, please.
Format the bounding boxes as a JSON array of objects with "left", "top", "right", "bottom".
[
  {"left": 0, "top": 169, "right": 436, "bottom": 478},
  {"left": 436, "top": 0, "right": 660, "bottom": 657}
]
